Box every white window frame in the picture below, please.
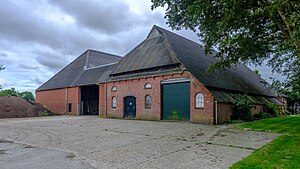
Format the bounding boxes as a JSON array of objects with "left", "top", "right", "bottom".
[
  {"left": 195, "top": 93, "right": 204, "bottom": 108},
  {"left": 144, "top": 83, "right": 152, "bottom": 89},
  {"left": 112, "top": 96, "right": 117, "bottom": 108},
  {"left": 145, "top": 95, "right": 151, "bottom": 108},
  {"left": 111, "top": 86, "right": 117, "bottom": 92}
]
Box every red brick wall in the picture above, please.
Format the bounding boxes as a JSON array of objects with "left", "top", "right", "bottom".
[
  {"left": 66, "top": 87, "right": 80, "bottom": 115},
  {"left": 252, "top": 104, "right": 264, "bottom": 115},
  {"left": 106, "top": 71, "right": 214, "bottom": 124},
  {"left": 190, "top": 75, "right": 214, "bottom": 124},
  {"left": 99, "top": 83, "right": 107, "bottom": 117},
  {"left": 36, "top": 88, "right": 66, "bottom": 114}
]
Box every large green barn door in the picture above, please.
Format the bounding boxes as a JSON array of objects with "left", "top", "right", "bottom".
[{"left": 162, "top": 82, "right": 190, "bottom": 121}]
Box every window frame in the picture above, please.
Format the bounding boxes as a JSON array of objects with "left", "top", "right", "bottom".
[
  {"left": 112, "top": 96, "right": 117, "bottom": 108},
  {"left": 68, "top": 103, "right": 72, "bottom": 112},
  {"left": 195, "top": 93, "right": 204, "bottom": 108},
  {"left": 144, "top": 83, "right": 152, "bottom": 89},
  {"left": 111, "top": 86, "right": 117, "bottom": 92},
  {"left": 145, "top": 95, "right": 152, "bottom": 109}
]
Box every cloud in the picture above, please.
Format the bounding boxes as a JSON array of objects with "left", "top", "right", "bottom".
[
  {"left": 50, "top": 0, "right": 142, "bottom": 34},
  {"left": 19, "top": 63, "right": 40, "bottom": 70},
  {"left": 0, "top": 0, "right": 284, "bottom": 92}
]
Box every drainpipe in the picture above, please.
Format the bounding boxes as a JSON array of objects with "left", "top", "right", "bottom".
[{"left": 214, "top": 101, "right": 218, "bottom": 125}]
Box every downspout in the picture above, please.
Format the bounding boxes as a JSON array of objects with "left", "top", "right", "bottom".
[{"left": 214, "top": 101, "right": 218, "bottom": 125}]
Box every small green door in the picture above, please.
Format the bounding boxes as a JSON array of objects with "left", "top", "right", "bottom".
[{"left": 162, "top": 82, "right": 190, "bottom": 121}]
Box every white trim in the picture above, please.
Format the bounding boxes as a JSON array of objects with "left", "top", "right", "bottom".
[
  {"left": 84, "top": 62, "right": 118, "bottom": 70},
  {"left": 161, "top": 78, "right": 190, "bottom": 84}
]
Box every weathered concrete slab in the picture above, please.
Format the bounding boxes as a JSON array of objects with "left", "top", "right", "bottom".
[{"left": 0, "top": 116, "right": 279, "bottom": 169}]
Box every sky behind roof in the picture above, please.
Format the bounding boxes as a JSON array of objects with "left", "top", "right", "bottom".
[{"left": 0, "top": 0, "right": 284, "bottom": 93}]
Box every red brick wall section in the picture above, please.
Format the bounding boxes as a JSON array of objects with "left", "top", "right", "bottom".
[
  {"left": 106, "top": 71, "right": 214, "bottom": 124},
  {"left": 99, "top": 83, "right": 107, "bottom": 117},
  {"left": 252, "top": 104, "right": 264, "bottom": 115},
  {"left": 189, "top": 73, "right": 214, "bottom": 124},
  {"left": 66, "top": 87, "right": 80, "bottom": 115},
  {"left": 36, "top": 88, "right": 66, "bottom": 115}
]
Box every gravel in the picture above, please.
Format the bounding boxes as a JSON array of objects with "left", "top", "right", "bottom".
[{"left": 0, "top": 116, "right": 279, "bottom": 169}]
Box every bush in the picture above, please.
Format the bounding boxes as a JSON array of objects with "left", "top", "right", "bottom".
[
  {"left": 284, "top": 110, "right": 292, "bottom": 115},
  {"left": 228, "top": 119, "right": 246, "bottom": 124},
  {"left": 265, "top": 102, "right": 281, "bottom": 117},
  {"left": 231, "top": 95, "right": 253, "bottom": 121},
  {"left": 255, "top": 111, "right": 272, "bottom": 119},
  {"left": 41, "top": 112, "right": 49, "bottom": 116}
]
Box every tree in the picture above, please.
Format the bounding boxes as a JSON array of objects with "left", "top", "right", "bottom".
[
  {"left": 0, "top": 87, "right": 18, "bottom": 97},
  {"left": 0, "top": 65, "right": 4, "bottom": 89},
  {"left": 151, "top": 0, "right": 300, "bottom": 75},
  {"left": 19, "top": 91, "right": 35, "bottom": 102},
  {"left": 0, "top": 88, "right": 35, "bottom": 102}
]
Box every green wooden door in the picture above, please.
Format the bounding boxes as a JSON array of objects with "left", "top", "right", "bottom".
[
  {"left": 124, "top": 96, "right": 136, "bottom": 118},
  {"left": 162, "top": 82, "right": 190, "bottom": 121}
]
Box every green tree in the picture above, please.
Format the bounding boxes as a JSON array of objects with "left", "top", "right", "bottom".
[
  {"left": 19, "top": 91, "right": 35, "bottom": 102},
  {"left": 151, "top": 0, "right": 300, "bottom": 75},
  {"left": 0, "top": 88, "right": 35, "bottom": 102},
  {"left": 0, "top": 87, "right": 18, "bottom": 97}
]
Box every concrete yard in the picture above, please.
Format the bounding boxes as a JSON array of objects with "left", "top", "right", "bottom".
[{"left": 0, "top": 116, "right": 279, "bottom": 169}]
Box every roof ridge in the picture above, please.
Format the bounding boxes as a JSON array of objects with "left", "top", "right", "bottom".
[
  {"left": 154, "top": 25, "right": 202, "bottom": 47},
  {"left": 84, "top": 50, "right": 90, "bottom": 70},
  {"left": 85, "top": 62, "right": 118, "bottom": 70},
  {"left": 87, "top": 49, "right": 122, "bottom": 58},
  {"left": 154, "top": 26, "right": 185, "bottom": 69}
]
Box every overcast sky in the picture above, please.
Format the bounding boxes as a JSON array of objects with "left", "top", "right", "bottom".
[{"left": 0, "top": 0, "right": 284, "bottom": 93}]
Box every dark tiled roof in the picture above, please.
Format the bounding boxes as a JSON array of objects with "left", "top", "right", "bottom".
[
  {"left": 111, "top": 25, "right": 276, "bottom": 97},
  {"left": 72, "top": 63, "right": 117, "bottom": 86},
  {"left": 111, "top": 28, "right": 180, "bottom": 75},
  {"left": 154, "top": 26, "right": 276, "bottom": 97},
  {"left": 37, "top": 50, "right": 121, "bottom": 91},
  {"left": 211, "top": 90, "right": 283, "bottom": 105}
]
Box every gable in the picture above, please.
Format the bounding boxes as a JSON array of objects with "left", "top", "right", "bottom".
[{"left": 111, "top": 31, "right": 180, "bottom": 75}]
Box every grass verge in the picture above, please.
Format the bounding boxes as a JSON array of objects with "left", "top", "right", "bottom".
[{"left": 230, "top": 115, "right": 300, "bottom": 169}]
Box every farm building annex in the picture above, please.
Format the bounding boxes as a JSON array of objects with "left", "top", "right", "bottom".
[{"left": 36, "top": 25, "right": 284, "bottom": 124}]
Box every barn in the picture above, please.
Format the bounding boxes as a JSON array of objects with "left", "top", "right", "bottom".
[{"left": 36, "top": 25, "right": 284, "bottom": 124}]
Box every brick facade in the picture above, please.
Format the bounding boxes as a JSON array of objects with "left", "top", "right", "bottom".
[
  {"left": 36, "top": 87, "right": 79, "bottom": 115},
  {"left": 36, "top": 88, "right": 66, "bottom": 114},
  {"left": 66, "top": 87, "right": 80, "bottom": 115},
  {"left": 36, "top": 71, "right": 268, "bottom": 124},
  {"left": 104, "top": 71, "right": 214, "bottom": 124}
]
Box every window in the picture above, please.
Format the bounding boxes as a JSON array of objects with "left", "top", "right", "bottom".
[
  {"left": 145, "top": 95, "right": 151, "bottom": 108},
  {"left": 112, "top": 97, "right": 117, "bottom": 108},
  {"left": 111, "top": 86, "right": 117, "bottom": 92},
  {"left": 195, "top": 93, "right": 204, "bottom": 108},
  {"left": 144, "top": 83, "right": 152, "bottom": 89},
  {"left": 68, "top": 103, "right": 72, "bottom": 112}
]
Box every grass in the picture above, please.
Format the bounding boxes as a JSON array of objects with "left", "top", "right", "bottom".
[{"left": 230, "top": 115, "right": 300, "bottom": 169}]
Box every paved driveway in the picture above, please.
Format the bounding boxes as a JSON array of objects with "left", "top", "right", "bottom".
[{"left": 0, "top": 116, "right": 278, "bottom": 169}]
